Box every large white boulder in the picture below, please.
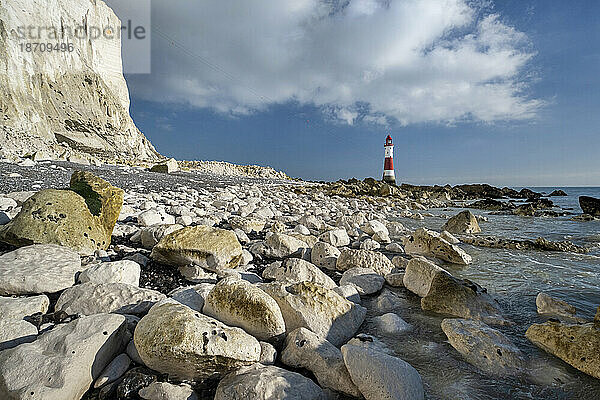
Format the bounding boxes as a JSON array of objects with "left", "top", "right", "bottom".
[
  {"left": 0, "top": 244, "right": 81, "bottom": 295},
  {"left": 281, "top": 328, "right": 362, "bottom": 397},
  {"left": 134, "top": 301, "right": 261, "bottom": 380},
  {"left": 151, "top": 226, "right": 243, "bottom": 271},
  {"left": 0, "top": 314, "right": 127, "bottom": 400},
  {"left": 442, "top": 210, "right": 481, "bottom": 234},
  {"left": 336, "top": 248, "right": 394, "bottom": 276},
  {"left": 55, "top": 282, "right": 165, "bottom": 315},
  {"left": 0, "top": 294, "right": 49, "bottom": 320},
  {"left": 404, "top": 228, "right": 472, "bottom": 265},
  {"left": 339, "top": 267, "right": 385, "bottom": 295},
  {"left": 260, "top": 281, "right": 366, "bottom": 347},
  {"left": 318, "top": 228, "right": 350, "bottom": 247},
  {"left": 203, "top": 277, "right": 286, "bottom": 342},
  {"left": 214, "top": 364, "right": 325, "bottom": 400},
  {"left": 78, "top": 260, "right": 141, "bottom": 286},
  {"left": 403, "top": 256, "right": 448, "bottom": 297},
  {"left": 263, "top": 258, "right": 336, "bottom": 289},
  {"left": 310, "top": 241, "right": 341, "bottom": 270},
  {"left": 341, "top": 343, "right": 424, "bottom": 400}
]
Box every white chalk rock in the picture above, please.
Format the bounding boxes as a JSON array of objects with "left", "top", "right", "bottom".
[
  {"left": 203, "top": 277, "right": 286, "bottom": 342},
  {"left": 263, "top": 258, "right": 336, "bottom": 289},
  {"left": 214, "top": 364, "right": 325, "bottom": 400},
  {"left": 93, "top": 353, "right": 131, "bottom": 388},
  {"left": 0, "top": 244, "right": 81, "bottom": 295},
  {"left": 0, "top": 294, "right": 49, "bottom": 320},
  {"left": 230, "top": 216, "right": 266, "bottom": 234},
  {"left": 253, "top": 233, "right": 309, "bottom": 259},
  {"left": 311, "top": 241, "right": 341, "bottom": 270},
  {"left": 140, "top": 224, "right": 184, "bottom": 249},
  {"left": 0, "top": 314, "right": 127, "bottom": 400},
  {"left": 0, "top": 319, "right": 38, "bottom": 350},
  {"left": 341, "top": 343, "right": 425, "bottom": 400},
  {"left": 339, "top": 267, "right": 385, "bottom": 295},
  {"left": 55, "top": 282, "right": 165, "bottom": 315},
  {"left": 78, "top": 260, "right": 141, "bottom": 286},
  {"left": 259, "top": 341, "right": 277, "bottom": 365},
  {"left": 282, "top": 328, "right": 362, "bottom": 397},
  {"left": 139, "top": 382, "right": 198, "bottom": 400},
  {"left": 318, "top": 228, "right": 350, "bottom": 247},
  {"left": 260, "top": 281, "right": 366, "bottom": 347},
  {"left": 360, "top": 238, "right": 381, "bottom": 250},
  {"left": 134, "top": 301, "right": 261, "bottom": 380},
  {"left": 333, "top": 285, "right": 361, "bottom": 304},
  {"left": 404, "top": 227, "right": 472, "bottom": 265},
  {"left": 442, "top": 210, "right": 481, "bottom": 234},
  {"left": 403, "top": 256, "right": 448, "bottom": 297},
  {"left": 336, "top": 248, "right": 394, "bottom": 276},
  {"left": 361, "top": 220, "right": 389, "bottom": 236}
]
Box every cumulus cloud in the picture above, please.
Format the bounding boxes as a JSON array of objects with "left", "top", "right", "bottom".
[{"left": 125, "top": 0, "right": 543, "bottom": 125}]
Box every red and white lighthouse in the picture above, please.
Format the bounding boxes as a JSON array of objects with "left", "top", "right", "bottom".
[{"left": 383, "top": 135, "right": 396, "bottom": 185}]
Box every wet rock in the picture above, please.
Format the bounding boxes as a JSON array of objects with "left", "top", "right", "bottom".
[
  {"left": 260, "top": 281, "right": 366, "bottom": 346},
  {"left": 311, "top": 241, "right": 341, "bottom": 270},
  {"left": 536, "top": 292, "right": 584, "bottom": 322},
  {"left": 139, "top": 382, "right": 198, "bottom": 400},
  {"left": 0, "top": 294, "right": 49, "bottom": 320},
  {"left": 374, "top": 290, "right": 407, "bottom": 313},
  {"left": 579, "top": 196, "right": 600, "bottom": 217},
  {"left": 526, "top": 320, "right": 600, "bottom": 379},
  {"left": 0, "top": 172, "right": 123, "bottom": 255},
  {"left": 460, "top": 235, "right": 588, "bottom": 253},
  {"left": 468, "top": 199, "right": 514, "bottom": 211},
  {"left": 79, "top": 260, "right": 141, "bottom": 286},
  {"left": 421, "top": 272, "right": 509, "bottom": 325},
  {"left": 203, "top": 277, "right": 286, "bottom": 342},
  {"left": 151, "top": 225, "right": 243, "bottom": 271},
  {"left": 339, "top": 267, "right": 385, "bottom": 295},
  {"left": 263, "top": 258, "right": 336, "bottom": 289},
  {"left": 373, "top": 313, "right": 410, "bottom": 334},
  {"left": 514, "top": 203, "right": 535, "bottom": 216},
  {"left": 0, "top": 244, "right": 81, "bottom": 295},
  {"left": 442, "top": 210, "right": 481, "bottom": 234},
  {"left": 441, "top": 318, "right": 525, "bottom": 377},
  {"left": 336, "top": 248, "right": 394, "bottom": 276},
  {"left": 94, "top": 353, "right": 131, "bottom": 388},
  {"left": 341, "top": 342, "right": 424, "bottom": 400},
  {"left": 0, "top": 319, "right": 38, "bottom": 350},
  {"left": 404, "top": 228, "right": 472, "bottom": 265},
  {"left": 0, "top": 314, "right": 127, "bottom": 400},
  {"left": 281, "top": 328, "right": 362, "bottom": 397},
  {"left": 55, "top": 282, "right": 165, "bottom": 315},
  {"left": 214, "top": 364, "right": 325, "bottom": 400},
  {"left": 549, "top": 190, "right": 568, "bottom": 197},
  {"left": 134, "top": 301, "right": 261, "bottom": 380},
  {"left": 116, "top": 367, "right": 158, "bottom": 399}
]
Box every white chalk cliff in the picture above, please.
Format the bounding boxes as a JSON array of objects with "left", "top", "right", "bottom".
[{"left": 0, "top": 0, "right": 159, "bottom": 161}]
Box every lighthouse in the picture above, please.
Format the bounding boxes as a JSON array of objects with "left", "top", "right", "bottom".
[{"left": 383, "top": 135, "right": 396, "bottom": 185}]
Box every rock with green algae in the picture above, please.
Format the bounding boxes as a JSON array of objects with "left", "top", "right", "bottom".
[
  {"left": 134, "top": 300, "right": 261, "bottom": 380},
  {"left": 150, "top": 225, "right": 242, "bottom": 271},
  {"left": 0, "top": 171, "right": 123, "bottom": 255},
  {"left": 203, "top": 276, "right": 286, "bottom": 342},
  {"left": 260, "top": 281, "right": 366, "bottom": 347},
  {"left": 526, "top": 320, "right": 600, "bottom": 379}
]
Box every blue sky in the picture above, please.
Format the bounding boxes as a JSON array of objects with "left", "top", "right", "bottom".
[{"left": 125, "top": 0, "right": 600, "bottom": 186}]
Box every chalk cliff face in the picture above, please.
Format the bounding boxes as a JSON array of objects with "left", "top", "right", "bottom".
[{"left": 0, "top": 0, "right": 159, "bottom": 161}]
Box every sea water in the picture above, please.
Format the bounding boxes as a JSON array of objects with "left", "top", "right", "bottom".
[{"left": 364, "top": 187, "right": 600, "bottom": 400}]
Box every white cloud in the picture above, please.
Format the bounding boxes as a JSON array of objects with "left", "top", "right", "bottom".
[{"left": 126, "top": 0, "right": 543, "bottom": 125}]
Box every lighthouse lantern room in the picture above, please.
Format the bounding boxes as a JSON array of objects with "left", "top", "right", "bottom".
[{"left": 383, "top": 135, "right": 396, "bottom": 185}]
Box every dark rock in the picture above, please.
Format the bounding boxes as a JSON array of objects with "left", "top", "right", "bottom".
[
  {"left": 519, "top": 188, "right": 541, "bottom": 199},
  {"left": 514, "top": 204, "right": 535, "bottom": 216},
  {"left": 579, "top": 196, "right": 600, "bottom": 216},
  {"left": 527, "top": 198, "right": 554, "bottom": 209},
  {"left": 549, "top": 190, "right": 568, "bottom": 197},
  {"left": 115, "top": 367, "right": 158, "bottom": 399},
  {"left": 460, "top": 235, "right": 588, "bottom": 254},
  {"left": 468, "top": 199, "right": 514, "bottom": 211}
]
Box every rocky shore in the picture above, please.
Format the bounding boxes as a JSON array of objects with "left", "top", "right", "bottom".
[{"left": 0, "top": 159, "right": 599, "bottom": 400}]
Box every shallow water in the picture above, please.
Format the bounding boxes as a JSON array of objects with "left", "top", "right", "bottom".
[{"left": 361, "top": 187, "right": 600, "bottom": 400}]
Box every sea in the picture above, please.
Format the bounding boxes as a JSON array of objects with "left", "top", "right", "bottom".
[{"left": 362, "top": 187, "right": 600, "bottom": 400}]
